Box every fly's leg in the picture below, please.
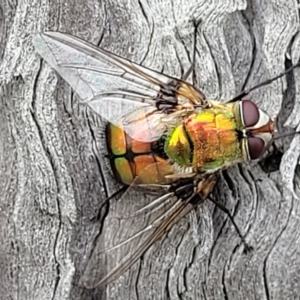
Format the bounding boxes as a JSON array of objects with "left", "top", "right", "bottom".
[
  {"left": 171, "top": 175, "right": 215, "bottom": 205},
  {"left": 92, "top": 185, "right": 128, "bottom": 221},
  {"left": 156, "top": 19, "right": 207, "bottom": 113},
  {"left": 156, "top": 79, "right": 181, "bottom": 111},
  {"left": 169, "top": 177, "right": 252, "bottom": 252},
  {"left": 208, "top": 196, "right": 253, "bottom": 253},
  {"left": 182, "top": 18, "right": 202, "bottom": 83},
  {"left": 181, "top": 19, "right": 209, "bottom": 110},
  {"left": 169, "top": 178, "right": 196, "bottom": 200},
  {"left": 227, "top": 61, "right": 300, "bottom": 103}
]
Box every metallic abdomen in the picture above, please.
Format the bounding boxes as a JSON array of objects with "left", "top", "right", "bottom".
[{"left": 106, "top": 124, "right": 173, "bottom": 185}]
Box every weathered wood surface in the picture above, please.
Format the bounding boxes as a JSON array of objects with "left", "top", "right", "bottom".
[{"left": 1, "top": 0, "right": 300, "bottom": 299}]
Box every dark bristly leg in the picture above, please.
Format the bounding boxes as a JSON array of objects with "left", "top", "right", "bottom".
[
  {"left": 227, "top": 61, "right": 300, "bottom": 103},
  {"left": 182, "top": 62, "right": 195, "bottom": 82},
  {"left": 208, "top": 196, "right": 253, "bottom": 253},
  {"left": 182, "top": 19, "right": 202, "bottom": 82},
  {"left": 156, "top": 19, "right": 204, "bottom": 111},
  {"left": 171, "top": 177, "right": 252, "bottom": 252},
  {"left": 155, "top": 79, "right": 180, "bottom": 111},
  {"left": 170, "top": 178, "right": 195, "bottom": 200},
  {"left": 93, "top": 185, "right": 128, "bottom": 221}
]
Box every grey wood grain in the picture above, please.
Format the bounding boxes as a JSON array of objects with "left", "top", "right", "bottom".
[{"left": 1, "top": 0, "right": 300, "bottom": 299}]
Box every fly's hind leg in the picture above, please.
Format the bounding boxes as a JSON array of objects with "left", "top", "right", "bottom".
[
  {"left": 171, "top": 176, "right": 253, "bottom": 253},
  {"left": 169, "top": 177, "right": 196, "bottom": 200},
  {"left": 208, "top": 196, "right": 253, "bottom": 253},
  {"left": 92, "top": 185, "right": 128, "bottom": 221}
]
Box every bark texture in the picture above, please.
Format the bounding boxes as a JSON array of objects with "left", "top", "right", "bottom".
[{"left": 1, "top": 0, "right": 300, "bottom": 299}]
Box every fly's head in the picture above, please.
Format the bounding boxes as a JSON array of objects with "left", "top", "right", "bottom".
[{"left": 235, "top": 100, "right": 275, "bottom": 161}]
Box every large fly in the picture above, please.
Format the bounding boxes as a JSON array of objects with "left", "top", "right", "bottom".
[{"left": 33, "top": 31, "right": 300, "bottom": 288}]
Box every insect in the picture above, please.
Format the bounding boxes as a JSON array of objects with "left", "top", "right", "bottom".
[{"left": 33, "top": 31, "right": 300, "bottom": 288}]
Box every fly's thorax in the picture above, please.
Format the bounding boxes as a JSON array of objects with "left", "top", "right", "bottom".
[{"left": 164, "top": 104, "right": 245, "bottom": 172}]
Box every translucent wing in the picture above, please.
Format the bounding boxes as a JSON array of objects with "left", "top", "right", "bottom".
[
  {"left": 90, "top": 103, "right": 168, "bottom": 142},
  {"left": 80, "top": 175, "right": 216, "bottom": 288},
  {"left": 33, "top": 32, "right": 206, "bottom": 142},
  {"left": 33, "top": 32, "right": 169, "bottom": 102}
]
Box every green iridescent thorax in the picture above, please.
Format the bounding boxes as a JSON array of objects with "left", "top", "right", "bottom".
[{"left": 165, "top": 102, "right": 246, "bottom": 171}]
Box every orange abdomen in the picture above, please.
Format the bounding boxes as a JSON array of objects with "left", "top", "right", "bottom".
[{"left": 106, "top": 124, "right": 172, "bottom": 185}]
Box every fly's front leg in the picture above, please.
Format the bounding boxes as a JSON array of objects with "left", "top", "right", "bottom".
[
  {"left": 227, "top": 61, "right": 300, "bottom": 103},
  {"left": 196, "top": 174, "right": 253, "bottom": 252}
]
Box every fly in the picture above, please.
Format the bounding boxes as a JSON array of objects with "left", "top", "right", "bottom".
[{"left": 33, "top": 31, "right": 300, "bottom": 288}]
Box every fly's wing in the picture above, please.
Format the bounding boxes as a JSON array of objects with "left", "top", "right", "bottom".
[
  {"left": 118, "top": 105, "right": 196, "bottom": 142},
  {"left": 33, "top": 32, "right": 205, "bottom": 142},
  {"left": 33, "top": 32, "right": 168, "bottom": 103},
  {"left": 90, "top": 102, "right": 168, "bottom": 142},
  {"left": 80, "top": 175, "right": 216, "bottom": 288}
]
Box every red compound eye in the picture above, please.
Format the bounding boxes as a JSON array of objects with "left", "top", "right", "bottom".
[
  {"left": 242, "top": 100, "right": 260, "bottom": 127},
  {"left": 247, "top": 137, "right": 265, "bottom": 160}
]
